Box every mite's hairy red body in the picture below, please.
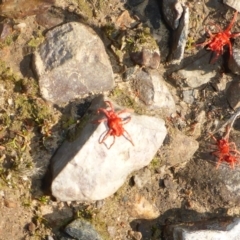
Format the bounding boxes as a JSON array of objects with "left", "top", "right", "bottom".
[
  {"left": 210, "top": 128, "right": 240, "bottom": 169},
  {"left": 95, "top": 101, "right": 134, "bottom": 149},
  {"left": 197, "top": 11, "right": 240, "bottom": 63}
]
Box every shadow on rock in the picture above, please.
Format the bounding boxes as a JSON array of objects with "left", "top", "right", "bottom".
[{"left": 41, "top": 95, "right": 103, "bottom": 196}]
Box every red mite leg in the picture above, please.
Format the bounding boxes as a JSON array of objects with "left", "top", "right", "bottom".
[
  {"left": 99, "top": 129, "right": 115, "bottom": 149},
  {"left": 225, "top": 11, "right": 238, "bottom": 32},
  {"left": 123, "top": 129, "right": 134, "bottom": 146}
]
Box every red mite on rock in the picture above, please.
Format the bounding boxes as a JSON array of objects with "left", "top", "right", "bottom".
[
  {"left": 196, "top": 11, "right": 240, "bottom": 63},
  {"left": 210, "top": 126, "right": 240, "bottom": 169},
  {"left": 95, "top": 101, "right": 134, "bottom": 149}
]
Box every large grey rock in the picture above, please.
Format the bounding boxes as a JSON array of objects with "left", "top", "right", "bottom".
[
  {"left": 51, "top": 100, "right": 167, "bottom": 201},
  {"left": 33, "top": 22, "right": 114, "bottom": 104}
]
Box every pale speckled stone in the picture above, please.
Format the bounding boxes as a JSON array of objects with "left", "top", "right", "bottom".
[{"left": 51, "top": 100, "right": 167, "bottom": 201}]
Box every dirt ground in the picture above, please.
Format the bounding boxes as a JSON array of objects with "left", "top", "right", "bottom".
[{"left": 1, "top": 0, "right": 240, "bottom": 239}]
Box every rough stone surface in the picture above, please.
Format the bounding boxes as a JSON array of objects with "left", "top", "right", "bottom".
[
  {"left": 171, "top": 53, "right": 220, "bottom": 88},
  {"left": 36, "top": 10, "right": 64, "bottom": 29},
  {"left": 176, "top": 219, "right": 240, "bottom": 240},
  {"left": 130, "top": 48, "right": 160, "bottom": 69},
  {"left": 226, "top": 80, "right": 240, "bottom": 109},
  {"left": 162, "top": 0, "right": 183, "bottom": 30},
  {"left": 219, "top": 164, "right": 240, "bottom": 195},
  {"left": 162, "top": 131, "right": 199, "bottom": 166},
  {"left": 123, "top": 66, "right": 138, "bottom": 82},
  {"left": 64, "top": 219, "right": 102, "bottom": 240},
  {"left": 223, "top": 0, "right": 240, "bottom": 12},
  {"left": 182, "top": 89, "right": 198, "bottom": 104},
  {"left": 33, "top": 22, "right": 114, "bottom": 104},
  {"left": 164, "top": 218, "right": 240, "bottom": 240},
  {"left": 228, "top": 48, "right": 240, "bottom": 75},
  {"left": 51, "top": 99, "right": 167, "bottom": 201},
  {"left": 127, "top": 194, "right": 159, "bottom": 219},
  {"left": 133, "top": 167, "right": 151, "bottom": 188},
  {"left": 168, "top": 6, "right": 189, "bottom": 64},
  {"left": 133, "top": 68, "right": 176, "bottom": 115}
]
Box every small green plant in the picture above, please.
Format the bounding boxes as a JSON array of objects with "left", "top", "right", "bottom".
[
  {"left": 76, "top": 208, "right": 93, "bottom": 220},
  {"left": 38, "top": 195, "right": 50, "bottom": 205}
]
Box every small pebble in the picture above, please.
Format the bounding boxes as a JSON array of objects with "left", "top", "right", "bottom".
[
  {"left": 28, "top": 222, "right": 36, "bottom": 233},
  {"left": 4, "top": 199, "right": 17, "bottom": 208}
]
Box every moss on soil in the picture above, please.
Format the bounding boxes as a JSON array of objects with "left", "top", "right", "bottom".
[{"left": 0, "top": 61, "right": 56, "bottom": 188}]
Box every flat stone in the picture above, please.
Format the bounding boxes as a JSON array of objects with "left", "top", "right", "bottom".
[
  {"left": 171, "top": 52, "right": 220, "bottom": 88},
  {"left": 223, "top": 0, "right": 240, "bottom": 12},
  {"left": 33, "top": 22, "right": 114, "bottom": 104},
  {"left": 133, "top": 68, "right": 176, "bottom": 115},
  {"left": 65, "top": 219, "right": 102, "bottom": 240},
  {"left": 51, "top": 99, "right": 167, "bottom": 201},
  {"left": 162, "top": 131, "right": 199, "bottom": 166},
  {"left": 164, "top": 217, "right": 240, "bottom": 240},
  {"left": 219, "top": 162, "right": 240, "bottom": 195},
  {"left": 162, "top": 0, "right": 183, "bottom": 30},
  {"left": 36, "top": 9, "right": 64, "bottom": 29},
  {"left": 168, "top": 6, "right": 189, "bottom": 64}
]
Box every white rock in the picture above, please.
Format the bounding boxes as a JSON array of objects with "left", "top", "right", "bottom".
[
  {"left": 51, "top": 103, "right": 167, "bottom": 201},
  {"left": 175, "top": 218, "right": 240, "bottom": 240},
  {"left": 223, "top": 0, "right": 240, "bottom": 12}
]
